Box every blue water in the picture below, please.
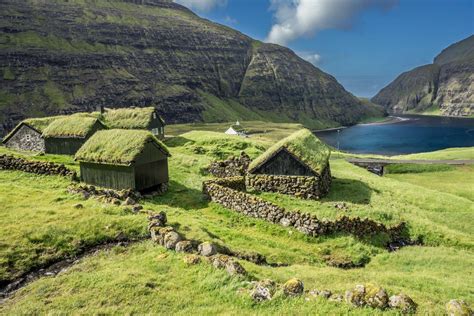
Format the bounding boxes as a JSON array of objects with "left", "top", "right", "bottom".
[{"left": 314, "top": 115, "right": 474, "bottom": 155}]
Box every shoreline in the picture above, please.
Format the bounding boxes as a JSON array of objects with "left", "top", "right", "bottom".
[{"left": 314, "top": 116, "right": 410, "bottom": 132}]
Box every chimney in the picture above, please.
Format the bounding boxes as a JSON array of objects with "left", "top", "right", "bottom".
[{"left": 96, "top": 105, "right": 104, "bottom": 114}]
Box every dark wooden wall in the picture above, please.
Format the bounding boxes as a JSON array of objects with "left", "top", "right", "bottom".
[
  {"left": 252, "top": 150, "right": 316, "bottom": 176},
  {"left": 45, "top": 137, "right": 87, "bottom": 155},
  {"left": 135, "top": 159, "right": 169, "bottom": 191},
  {"left": 80, "top": 163, "right": 136, "bottom": 190}
]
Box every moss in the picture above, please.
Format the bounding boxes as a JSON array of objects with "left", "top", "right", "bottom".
[
  {"left": 3, "top": 67, "right": 15, "bottom": 80},
  {"left": 42, "top": 117, "right": 101, "bottom": 138},
  {"left": 75, "top": 129, "right": 169, "bottom": 165},
  {"left": 104, "top": 107, "right": 161, "bottom": 129},
  {"left": 248, "top": 128, "right": 331, "bottom": 175}
]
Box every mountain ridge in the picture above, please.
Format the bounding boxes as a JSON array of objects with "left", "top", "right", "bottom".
[
  {"left": 372, "top": 35, "right": 474, "bottom": 116},
  {"left": 0, "top": 0, "right": 383, "bottom": 136}
]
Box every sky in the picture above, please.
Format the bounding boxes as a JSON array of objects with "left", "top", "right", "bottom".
[{"left": 174, "top": 0, "right": 473, "bottom": 98}]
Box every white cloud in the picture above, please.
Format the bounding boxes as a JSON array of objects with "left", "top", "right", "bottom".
[
  {"left": 300, "top": 52, "right": 322, "bottom": 65},
  {"left": 174, "top": 0, "right": 227, "bottom": 12},
  {"left": 266, "top": 0, "right": 398, "bottom": 45},
  {"left": 223, "top": 15, "right": 238, "bottom": 25}
]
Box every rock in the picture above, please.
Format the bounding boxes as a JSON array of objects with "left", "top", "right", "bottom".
[
  {"left": 329, "top": 294, "right": 344, "bottom": 303},
  {"left": 225, "top": 260, "right": 246, "bottom": 276},
  {"left": 283, "top": 278, "right": 304, "bottom": 297},
  {"left": 175, "top": 240, "right": 194, "bottom": 253},
  {"left": 132, "top": 204, "right": 143, "bottom": 213},
  {"left": 364, "top": 284, "right": 389, "bottom": 309},
  {"left": 250, "top": 279, "right": 277, "bottom": 302},
  {"left": 446, "top": 299, "right": 472, "bottom": 316},
  {"left": 198, "top": 242, "right": 218, "bottom": 257},
  {"left": 124, "top": 197, "right": 136, "bottom": 205},
  {"left": 149, "top": 211, "right": 167, "bottom": 226},
  {"left": 150, "top": 226, "right": 175, "bottom": 245},
  {"left": 73, "top": 203, "right": 83, "bottom": 209},
  {"left": 163, "top": 231, "right": 182, "bottom": 250},
  {"left": 388, "top": 294, "right": 417, "bottom": 314},
  {"left": 345, "top": 284, "right": 366, "bottom": 307},
  {"left": 183, "top": 254, "right": 201, "bottom": 265}
]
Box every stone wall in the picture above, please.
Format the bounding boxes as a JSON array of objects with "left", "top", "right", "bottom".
[
  {"left": 0, "top": 154, "right": 76, "bottom": 178},
  {"left": 203, "top": 179, "right": 406, "bottom": 241},
  {"left": 4, "top": 125, "right": 45, "bottom": 152},
  {"left": 208, "top": 152, "right": 251, "bottom": 178},
  {"left": 246, "top": 166, "right": 331, "bottom": 199}
]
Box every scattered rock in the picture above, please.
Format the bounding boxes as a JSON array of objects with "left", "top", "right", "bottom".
[
  {"left": 446, "top": 299, "right": 472, "bottom": 316},
  {"left": 210, "top": 254, "right": 231, "bottom": 269},
  {"left": 283, "top": 278, "right": 304, "bottom": 297},
  {"left": 198, "top": 242, "right": 218, "bottom": 257},
  {"left": 225, "top": 260, "right": 246, "bottom": 276},
  {"left": 364, "top": 284, "right": 389, "bottom": 309},
  {"left": 334, "top": 202, "right": 349, "bottom": 211},
  {"left": 345, "top": 284, "right": 366, "bottom": 307},
  {"left": 175, "top": 240, "right": 194, "bottom": 253},
  {"left": 183, "top": 254, "right": 201, "bottom": 265},
  {"left": 73, "top": 203, "right": 83, "bottom": 209},
  {"left": 148, "top": 211, "right": 167, "bottom": 227},
  {"left": 163, "top": 231, "right": 182, "bottom": 250},
  {"left": 124, "top": 197, "right": 136, "bottom": 205},
  {"left": 388, "top": 294, "right": 418, "bottom": 314},
  {"left": 132, "top": 204, "right": 143, "bottom": 213},
  {"left": 250, "top": 279, "right": 277, "bottom": 302},
  {"left": 329, "top": 294, "right": 344, "bottom": 303}
]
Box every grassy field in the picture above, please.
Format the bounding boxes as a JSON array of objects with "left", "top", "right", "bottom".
[{"left": 1, "top": 124, "right": 473, "bottom": 314}]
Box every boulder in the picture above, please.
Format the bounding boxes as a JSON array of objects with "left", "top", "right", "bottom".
[
  {"left": 283, "top": 278, "right": 304, "bottom": 297},
  {"left": 198, "top": 242, "right": 218, "bottom": 257},
  {"left": 250, "top": 279, "right": 277, "bottom": 302},
  {"left": 164, "top": 231, "right": 182, "bottom": 250},
  {"left": 183, "top": 254, "right": 201, "bottom": 265},
  {"left": 364, "top": 284, "right": 389, "bottom": 309},
  {"left": 210, "top": 254, "right": 232, "bottom": 269},
  {"left": 329, "top": 294, "right": 344, "bottom": 303},
  {"left": 446, "top": 299, "right": 472, "bottom": 316},
  {"left": 225, "top": 260, "right": 246, "bottom": 276},
  {"left": 124, "top": 197, "right": 136, "bottom": 205},
  {"left": 388, "top": 294, "right": 417, "bottom": 314},
  {"left": 150, "top": 226, "right": 175, "bottom": 245},
  {"left": 175, "top": 240, "right": 194, "bottom": 253},
  {"left": 345, "top": 284, "right": 366, "bottom": 307}
]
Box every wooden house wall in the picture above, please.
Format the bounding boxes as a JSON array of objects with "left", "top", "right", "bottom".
[
  {"left": 149, "top": 110, "right": 165, "bottom": 139},
  {"left": 80, "top": 163, "right": 136, "bottom": 190},
  {"left": 252, "top": 149, "right": 316, "bottom": 177},
  {"left": 45, "top": 137, "right": 87, "bottom": 155},
  {"left": 135, "top": 159, "right": 169, "bottom": 191}
]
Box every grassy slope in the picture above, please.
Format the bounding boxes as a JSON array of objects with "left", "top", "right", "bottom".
[{"left": 1, "top": 126, "right": 473, "bottom": 314}]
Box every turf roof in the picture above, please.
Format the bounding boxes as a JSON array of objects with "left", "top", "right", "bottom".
[
  {"left": 42, "top": 117, "right": 102, "bottom": 138},
  {"left": 75, "top": 129, "right": 170, "bottom": 165},
  {"left": 104, "top": 107, "right": 163, "bottom": 129},
  {"left": 248, "top": 128, "right": 331, "bottom": 175}
]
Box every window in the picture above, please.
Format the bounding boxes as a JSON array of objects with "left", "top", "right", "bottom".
[
  {"left": 153, "top": 112, "right": 157, "bottom": 119},
  {"left": 152, "top": 128, "right": 159, "bottom": 135},
  {"left": 25, "top": 135, "right": 31, "bottom": 141}
]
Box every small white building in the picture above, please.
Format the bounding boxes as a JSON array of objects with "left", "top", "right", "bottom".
[{"left": 225, "top": 121, "right": 247, "bottom": 136}]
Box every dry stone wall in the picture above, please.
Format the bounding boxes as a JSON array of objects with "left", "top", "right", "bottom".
[
  {"left": 0, "top": 154, "right": 76, "bottom": 178},
  {"left": 4, "top": 125, "right": 45, "bottom": 152},
  {"left": 203, "top": 179, "right": 406, "bottom": 241},
  {"left": 246, "top": 166, "right": 331, "bottom": 200},
  {"left": 208, "top": 152, "right": 251, "bottom": 178}
]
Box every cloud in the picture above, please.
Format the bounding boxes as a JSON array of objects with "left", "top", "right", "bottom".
[
  {"left": 299, "top": 52, "right": 322, "bottom": 65},
  {"left": 266, "top": 0, "right": 398, "bottom": 45},
  {"left": 223, "top": 15, "right": 238, "bottom": 25},
  {"left": 174, "top": 0, "right": 227, "bottom": 12}
]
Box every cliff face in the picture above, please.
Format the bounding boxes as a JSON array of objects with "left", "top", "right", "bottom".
[
  {"left": 372, "top": 36, "right": 474, "bottom": 116},
  {"left": 0, "top": 0, "right": 381, "bottom": 136}
]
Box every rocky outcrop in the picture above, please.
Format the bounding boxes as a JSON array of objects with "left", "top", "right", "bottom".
[
  {"left": 372, "top": 35, "right": 473, "bottom": 116},
  {"left": 0, "top": 0, "right": 382, "bottom": 136}
]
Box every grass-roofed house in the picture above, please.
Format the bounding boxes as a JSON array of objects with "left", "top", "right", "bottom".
[
  {"left": 43, "top": 117, "right": 105, "bottom": 155},
  {"left": 246, "top": 129, "right": 332, "bottom": 199},
  {"left": 75, "top": 130, "right": 170, "bottom": 191},
  {"left": 2, "top": 117, "right": 61, "bottom": 152},
  {"left": 103, "top": 107, "right": 165, "bottom": 139}
]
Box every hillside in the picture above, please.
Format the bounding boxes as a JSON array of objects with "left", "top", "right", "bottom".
[
  {"left": 0, "top": 127, "right": 473, "bottom": 314},
  {"left": 372, "top": 35, "right": 474, "bottom": 116},
  {"left": 0, "top": 0, "right": 383, "bottom": 136}
]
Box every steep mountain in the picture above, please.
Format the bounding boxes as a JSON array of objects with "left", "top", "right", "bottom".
[
  {"left": 372, "top": 35, "right": 474, "bottom": 116},
  {"left": 0, "top": 0, "right": 382, "bottom": 136}
]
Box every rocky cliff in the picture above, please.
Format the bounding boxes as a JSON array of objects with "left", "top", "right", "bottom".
[
  {"left": 0, "top": 0, "right": 383, "bottom": 135},
  {"left": 372, "top": 35, "right": 474, "bottom": 116}
]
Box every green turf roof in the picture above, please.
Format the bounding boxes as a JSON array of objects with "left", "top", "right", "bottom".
[
  {"left": 2, "top": 116, "right": 64, "bottom": 143},
  {"left": 104, "top": 107, "right": 164, "bottom": 129},
  {"left": 248, "top": 128, "right": 331, "bottom": 175},
  {"left": 42, "top": 117, "right": 102, "bottom": 138},
  {"left": 75, "top": 129, "right": 170, "bottom": 165}
]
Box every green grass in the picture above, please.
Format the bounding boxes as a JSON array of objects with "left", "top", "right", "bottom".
[
  {"left": 103, "top": 107, "right": 159, "bottom": 129},
  {"left": 43, "top": 116, "right": 100, "bottom": 138},
  {"left": 75, "top": 129, "right": 169, "bottom": 165},
  {"left": 0, "top": 124, "right": 473, "bottom": 314},
  {"left": 385, "top": 164, "right": 456, "bottom": 174}
]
